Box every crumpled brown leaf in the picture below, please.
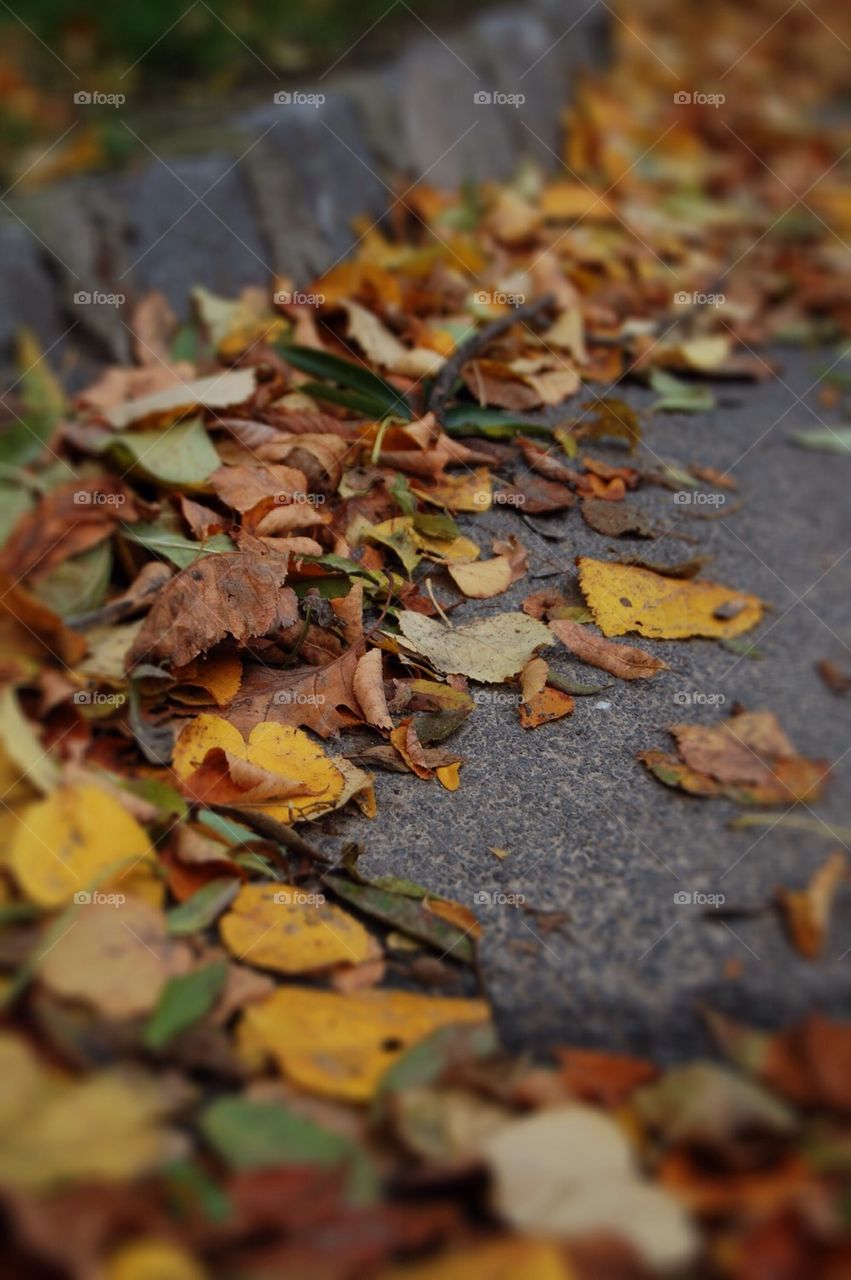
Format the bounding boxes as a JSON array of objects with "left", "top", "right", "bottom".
[{"left": 127, "top": 549, "right": 298, "bottom": 669}]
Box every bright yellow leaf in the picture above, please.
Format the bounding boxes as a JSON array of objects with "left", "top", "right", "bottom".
[
  {"left": 172, "top": 714, "right": 345, "bottom": 824},
  {"left": 219, "top": 882, "right": 381, "bottom": 974},
  {"left": 106, "top": 1240, "right": 208, "bottom": 1280},
  {"left": 577, "top": 558, "right": 763, "bottom": 640},
  {"left": 9, "top": 785, "right": 161, "bottom": 908},
  {"left": 238, "top": 987, "right": 490, "bottom": 1101}
]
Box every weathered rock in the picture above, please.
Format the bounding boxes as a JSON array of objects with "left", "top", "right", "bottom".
[{"left": 124, "top": 153, "right": 271, "bottom": 314}]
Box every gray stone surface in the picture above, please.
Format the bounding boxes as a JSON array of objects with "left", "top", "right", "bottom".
[
  {"left": 320, "top": 349, "right": 851, "bottom": 1061},
  {"left": 124, "top": 153, "right": 272, "bottom": 316},
  {"left": 238, "top": 94, "right": 387, "bottom": 276},
  {"left": 0, "top": 222, "right": 64, "bottom": 379}
]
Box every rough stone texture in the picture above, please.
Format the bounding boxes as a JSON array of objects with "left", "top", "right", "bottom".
[
  {"left": 11, "top": 177, "right": 131, "bottom": 362},
  {"left": 0, "top": 0, "right": 605, "bottom": 367},
  {"left": 317, "top": 349, "right": 851, "bottom": 1062},
  {"left": 0, "top": 223, "right": 64, "bottom": 379},
  {"left": 238, "top": 94, "right": 387, "bottom": 277},
  {"left": 124, "top": 153, "right": 272, "bottom": 318}
]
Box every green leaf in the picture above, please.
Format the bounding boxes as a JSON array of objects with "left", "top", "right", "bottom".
[
  {"left": 162, "top": 1159, "right": 233, "bottom": 1224},
  {"left": 789, "top": 427, "right": 851, "bottom": 454},
  {"left": 166, "top": 878, "right": 240, "bottom": 936},
  {"left": 650, "top": 369, "right": 716, "bottom": 413},
  {"left": 441, "top": 405, "right": 551, "bottom": 439},
  {"left": 199, "top": 1097, "right": 379, "bottom": 1203},
  {"left": 106, "top": 417, "right": 221, "bottom": 487},
  {"left": 0, "top": 483, "right": 33, "bottom": 544},
  {"left": 325, "top": 877, "right": 476, "bottom": 964},
  {"left": 144, "top": 961, "right": 228, "bottom": 1049},
  {"left": 376, "top": 1023, "right": 498, "bottom": 1100},
  {"left": 277, "top": 343, "right": 412, "bottom": 419},
  {"left": 122, "top": 516, "right": 234, "bottom": 568},
  {"left": 297, "top": 381, "right": 393, "bottom": 418},
  {"left": 32, "top": 542, "right": 112, "bottom": 618},
  {"left": 389, "top": 472, "right": 416, "bottom": 516}
]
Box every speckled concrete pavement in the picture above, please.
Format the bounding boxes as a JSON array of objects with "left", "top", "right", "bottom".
[{"left": 323, "top": 346, "right": 851, "bottom": 1060}]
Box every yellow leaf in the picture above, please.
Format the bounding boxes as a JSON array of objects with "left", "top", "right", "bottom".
[
  {"left": 415, "top": 532, "right": 481, "bottom": 564},
  {"left": 220, "top": 882, "right": 381, "bottom": 974},
  {"left": 39, "top": 899, "right": 190, "bottom": 1017},
  {"left": 171, "top": 652, "right": 243, "bottom": 707},
  {"left": 436, "top": 762, "right": 461, "bottom": 791},
  {"left": 106, "top": 1240, "right": 208, "bottom": 1280},
  {"left": 238, "top": 987, "right": 490, "bottom": 1101},
  {"left": 414, "top": 468, "right": 493, "bottom": 513},
  {"left": 377, "top": 1238, "right": 575, "bottom": 1280},
  {"left": 448, "top": 557, "right": 513, "bottom": 598},
  {"left": 9, "top": 785, "right": 161, "bottom": 908},
  {"left": 577, "top": 558, "right": 763, "bottom": 640},
  {"left": 172, "top": 714, "right": 345, "bottom": 824},
  {"left": 0, "top": 1032, "right": 186, "bottom": 1190}
]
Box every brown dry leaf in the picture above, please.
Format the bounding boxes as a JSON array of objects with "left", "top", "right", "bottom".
[
  {"left": 0, "top": 478, "right": 140, "bottom": 582},
  {"left": 777, "top": 851, "right": 847, "bottom": 959},
  {"left": 220, "top": 882, "right": 381, "bottom": 975},
  {"left": 226, "top": 646, "right": 363, "bottom": 739},
  {"left": 238, "top": 986, "right": 490, "bottom": 1101},
  {"left": 39, "top": 899, "right": 191, "bottom": 1017},
  {"left": 353, "top": 648, "right": 393, "bottom": 730},
  {"left": 548, "top": 618, "right": 667, "bottom": 680},
  {"left": 578, "top": 557, "right": 763, "bottom": 640},
  {"left": 642, "top": 711, "right": 829, "bottom": 805},
  {"left": 376, "top": 1238, "right": 574, "bottom": 1280},
  {"left": 0, "top": 573, "right": 87, "bottom": 674},
  {"left": 519, "top": 685, "right": 575, "bottom": 729},
  {"left": 210, "top": 463, "right": 309, "bottom": 515},
  {"left": 128, "top": 550, "right": 298, "bottom": 669},
  {"left": 580, "top": 497, "right": 659, "bottom": 539},
  {"left": 131, "top": 292, "right": 179, "bottom": 365}
]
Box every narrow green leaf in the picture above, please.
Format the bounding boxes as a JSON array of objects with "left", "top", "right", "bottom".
[
  {"left": 144, "top": 961, "right": 228, "bottom": 1049},
  {"left": 166, "top": 878, "right": 240, "bottom": 936}
]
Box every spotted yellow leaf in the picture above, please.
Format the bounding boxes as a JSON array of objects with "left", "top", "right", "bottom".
[
  {"left": 577, "top": 558, "right": 763, "bottom": 640},
  {"left": 220, "top": 882, "right": 381, "bottom": 974}
]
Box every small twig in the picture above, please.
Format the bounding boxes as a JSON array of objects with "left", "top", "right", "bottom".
[{"left": 428, "top": 294, "right": 557, "bottom": 422}]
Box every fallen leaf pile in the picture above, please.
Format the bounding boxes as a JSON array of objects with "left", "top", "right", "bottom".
[{"left": 0, "top": 0, "right": 850, "bottom": 1274}]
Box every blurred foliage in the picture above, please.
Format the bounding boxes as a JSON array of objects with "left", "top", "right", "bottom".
[{"left": 0, "top": 0, "right": 486, "bottom": 185}]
